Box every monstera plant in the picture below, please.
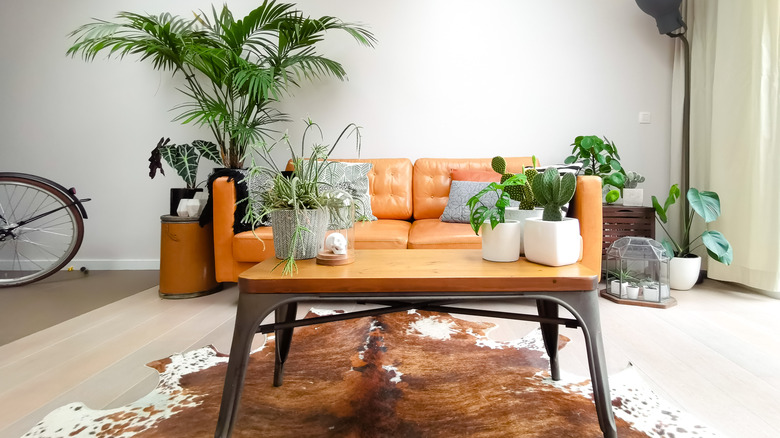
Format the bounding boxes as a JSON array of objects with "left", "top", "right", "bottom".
[{"left": 67, "top": 1, "right": 376, "bottom": 168}]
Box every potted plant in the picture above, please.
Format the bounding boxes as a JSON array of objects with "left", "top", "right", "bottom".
[
  {"left": 490, "top": 156, "right": 544, "bottom": 254},
  {"left": 652, "top": 184, "right": 733, "bottom": 290},
  {"left": 523, "top": 167, "right": 580, "bottom": 267},
  {"left": 148, "top": 137, "right": 220, "bottom": 216},
  {"left": 626, "top": 281, "right": 641, "bottom": 300},
  {"left": 466, "top": 173, "right": 528, "bottom": 262},
  {"left": 67, "top": 2, "right": 376, "bottom": 169},
  {"left": 244, "top": 120, "right": 362, "bottom": 275},
  {"left": 564, "top": 135, "right": 626, "bottom": 204},
  {"left": 622, "top": 171, "right": 645, "bottom": 207}
]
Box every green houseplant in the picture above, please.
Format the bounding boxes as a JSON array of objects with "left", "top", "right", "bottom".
[
  {"left": 652, "top": 184, "right": 732, "bottom": 290},
  {"left": 67, "top": 1, "right": 376, "bottom": 168},
  {"left": 244, "top": 119, "right": 362, "bottom": 275},
  {"left": 466, "top": 173, "right": 527, "bottom": 262},
  {"left": 148, "top": 137, "right": 221, "bottom": 215},
  {"left": 564, "top": 135, "right": 626, "bottom": 203},
  {"left": 523, "top": 167, "right": 581, "bottom": 266}
]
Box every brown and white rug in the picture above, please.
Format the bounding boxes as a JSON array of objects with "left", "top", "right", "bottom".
[{"left": 23, "top": 309, "right": 720, "bottom": 437}]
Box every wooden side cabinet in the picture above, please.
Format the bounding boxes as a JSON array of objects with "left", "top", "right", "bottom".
[{"left": 601, "top": 205, "right": 655, "bottom": 257}]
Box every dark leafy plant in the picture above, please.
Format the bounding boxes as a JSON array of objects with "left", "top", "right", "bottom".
[
  {"left": 148, "top": 137, "right": 220, "bottom": 188},
  {"left": 466, "top": 173, "right": 527, "bottom": 236},
  {"left": 564, "top": 135, "right": 625, "bottom": 203},
  {"left": 652, "top": 184, "right": 733, "bottom": 264},
  {"left": 243, "top": 119, "right": 362, "bottom": 275},
  {"left": 531, "top": 167, "right": 577, "bottom": 222},
  {"left": 67, "top": 1, "right": 376, "bottom": 169}
]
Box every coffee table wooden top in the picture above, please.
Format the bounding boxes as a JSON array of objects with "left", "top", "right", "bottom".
[{"left": 238, "top": 249, "right": 598, "bottom": 294}]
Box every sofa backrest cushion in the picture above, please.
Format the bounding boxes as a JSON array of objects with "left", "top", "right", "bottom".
[
  {"left": 412, "top": 157, "right": 535, "bottom": 220},
  {"left": 330, "top": 158, "right": 414, "bottom": 220}
]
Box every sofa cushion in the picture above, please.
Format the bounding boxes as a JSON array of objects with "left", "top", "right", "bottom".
[
  {"left": 408, "top": 219, "right": 482, "bottom": 249},
  {"left": 233, "top": 227, "right": 275, "bottom": 263},
  {"left": 413, "top": 157, "right": 535, "bottom": 220},
  {"left": 450, "top": 168, "right": 501, "bottom": 182},
  {"left": 440, "top": 180, "right": 519, "bottom": 224},
  {"left": 319, "top": 161, "right": 377, "bottom": 221},
  {"left": 354, "top": 219, "right": 412, "bottom": 249},
  {"left": 324, "top": 158, "right": 413, "bottom": 220}
]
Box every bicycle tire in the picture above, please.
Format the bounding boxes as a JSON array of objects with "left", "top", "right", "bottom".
[{"left": 0, "top": 175, "right": 85, "bottom": 287}]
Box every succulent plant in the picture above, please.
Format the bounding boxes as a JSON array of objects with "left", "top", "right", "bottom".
[
  {"left": 491, "top": 156, "right": 539, "bottom": 210},
  {"left": 624, "top": 171, "right": 645, "bottom": 189},
  {"left": 531, "top": 167, "right": 577, "bottom": 221}
]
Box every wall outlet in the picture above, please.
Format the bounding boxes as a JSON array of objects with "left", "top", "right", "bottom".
[{"left": 638, "top": 112, "right": 652, "bottom": 124}]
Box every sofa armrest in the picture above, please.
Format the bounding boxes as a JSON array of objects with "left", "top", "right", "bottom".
[
  {"left": 212, "top": 176, "right": 240, "bottom": 282},
  {"left": 571, "top": 176, "right": 603, "bottom": 280}
]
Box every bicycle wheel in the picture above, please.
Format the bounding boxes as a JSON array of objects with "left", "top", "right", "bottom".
[{"left": 0, "top": 176, "right": 85, "bottom": 287}]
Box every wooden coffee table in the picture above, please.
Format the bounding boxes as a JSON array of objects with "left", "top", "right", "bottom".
[{"left": 215, "top": 249, "right": 617, "bottom": 438}]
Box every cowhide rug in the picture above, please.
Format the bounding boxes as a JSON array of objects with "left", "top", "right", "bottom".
[{"left": 24, "top": 309, "right": 719, "bottom": 438}]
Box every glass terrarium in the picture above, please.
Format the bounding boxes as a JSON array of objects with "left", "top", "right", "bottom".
[
  {"left": 316, "top": 188, "right": 356, "bottom": 265},
  {"left": 604, "top": 237, "right": 673, "bottom": 307}
]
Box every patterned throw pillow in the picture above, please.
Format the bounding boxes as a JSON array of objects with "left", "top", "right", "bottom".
[
  {"left": 243, "top": 170, "right": 274, "bottom": 226},
  {"left": 319, "top": 161, "right": 377, "bottom": 221},
  {"left": 441, "top": 180, "right": 519, "bottom": 224}
]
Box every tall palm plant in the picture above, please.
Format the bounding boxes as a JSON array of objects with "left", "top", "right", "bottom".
[{"left": 67, "top": 1, "right": 376, "bottom": 168}]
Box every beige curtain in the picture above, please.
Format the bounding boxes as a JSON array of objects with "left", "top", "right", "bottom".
[{"left": 683, "top": 0, "right": 780, "bottom": 295}]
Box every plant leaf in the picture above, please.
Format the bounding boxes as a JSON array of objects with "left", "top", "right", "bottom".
[
  {"left": 702, "top": 230, "right": 732, "bottom": 265},
  {"left": 605, "top": 189, "right": 620, "bottom": 204},
  {"left": 688, "top": 188, "right": 721, "bottom": 223}
]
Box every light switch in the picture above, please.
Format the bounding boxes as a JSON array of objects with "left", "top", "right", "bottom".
[{"left": 638, "top": 112, "right": 651, "bottom": 124}]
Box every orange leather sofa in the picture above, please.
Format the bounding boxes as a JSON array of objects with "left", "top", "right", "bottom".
[{"left": 211, "top": 157, "right": 603, "bottom": 282}]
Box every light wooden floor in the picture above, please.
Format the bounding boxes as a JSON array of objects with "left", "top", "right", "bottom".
[{"left": 1, "top": 278, "right": 779, "bottom": 438}]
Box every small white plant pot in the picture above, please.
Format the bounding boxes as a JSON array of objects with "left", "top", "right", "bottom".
[
  {"left": 670, "top": 256, "right": 702, "bottom": 290},
  {"left": 622, "top": 188, "right": 644, "bottom": 207},
  {"left": 610, "top": 280, "right": 621, "bottom": 296},
  {"left": 626, "top": 285, "right": 640, "bottom": 300},
  {"left": 504, "top": 207, "right": 544, "bottom": 255},
  {"left": 643, "top": 286, "right": 660, "bottom": 302},
  {"left": 176, "top": 198, "right": 191, "bottom": 217},
  {"left": 523, "top": 217, "right": 582, "bottom": 267},
  {"left": 480, "top": 220, "right": 523, "bottom": 262}
]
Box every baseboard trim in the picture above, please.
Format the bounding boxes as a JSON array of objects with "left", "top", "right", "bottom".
[{"left": 65, "top": 259, "right": 160, "bottom": 270}]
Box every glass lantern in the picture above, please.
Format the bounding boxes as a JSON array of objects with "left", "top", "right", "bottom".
[
  {"left": 604, "top": 237, "right": 672, "bottom": 306},
  {"left": 316, "top": 188, "right": 356, "bottom": 265}
]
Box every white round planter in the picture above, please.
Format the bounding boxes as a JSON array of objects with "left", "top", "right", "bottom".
[
  {"left": 626, "top": 285, "right": 640, "bottom": 300},
  {"left": 480, "top": 220, "right": 523, "bottom": 262},
  {"left": 504, "top": 207, "right": 544, "bottom": 255},
  {"left": 670, "top": 255, "right": 702, "bottom": 290},
  {"left": 523, "top": 217, "right": 582, "bottom": 267}
]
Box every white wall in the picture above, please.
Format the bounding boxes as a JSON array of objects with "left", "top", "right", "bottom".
[{"left": 0, "top": 0, "right": 674, "bottom": 269}]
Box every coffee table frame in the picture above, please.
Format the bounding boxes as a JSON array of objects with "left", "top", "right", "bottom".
[{"left": 214, "top": 250, "right": 617, "bottom": 438}]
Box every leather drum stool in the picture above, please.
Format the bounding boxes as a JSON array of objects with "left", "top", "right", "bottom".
[{"left": 159, "top": 215, "right": 223, "bottom": 299}]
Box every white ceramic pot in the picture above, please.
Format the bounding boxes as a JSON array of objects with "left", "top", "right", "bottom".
[
  {"left": 643, "top": 286, "right": 660, "bottom": 302},
  {"left": 626, "top": 285, "right": 640, "bottom": 300},
  {"left": 480, "top": 220, "right": 523, "bottom": 262},
  {"left": 610, "top": 280, "right": 621, "bottom": 296},
  {"left": 622, "top": 188, "right": 644, "bottom": 207},
  {"left": 670, "top": 255, "right": 702, "bottom": 290},
  {"left": 523, "top": 217, "right": 582, "bottom": 267},
  {"left": 504, "top": 207, "right": 544, "bottom": 255}
]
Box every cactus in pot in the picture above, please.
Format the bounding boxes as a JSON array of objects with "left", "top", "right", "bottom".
[
  {"left": 523, "top": 167, "right": 581, "bottom": 266},
  {"left": 531, "top": 167, "right": 577, "bottom": 221},
  {"left": 491, "top": 156, "right": 540, "bottom": 210}
]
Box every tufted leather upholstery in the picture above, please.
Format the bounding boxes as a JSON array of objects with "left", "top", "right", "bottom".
[{"left": 211, "top": 157, "right": 603, "bottom": 283}]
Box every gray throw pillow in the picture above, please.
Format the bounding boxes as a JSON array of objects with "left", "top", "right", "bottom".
[
  {"left": 319, "top": 161, "right": 377, "bottom": 221},
  {"left": 441, "top": 180, "right": 519, "bottom": 223}
]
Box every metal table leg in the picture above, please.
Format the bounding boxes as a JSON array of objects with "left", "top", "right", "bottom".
[
  {"left": 536, "top": 299, "right": 561, "bottom": 381},
  {"left": 273, "top": 302, "right": 298, "bottom": 386},
  {"left": 215, "top": 293, "right": 292, "bottom": 438}
]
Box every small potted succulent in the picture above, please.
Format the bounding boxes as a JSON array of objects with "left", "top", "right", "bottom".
[
  {"left": 490, "top": 156, "right": 543, "bottom": 254},
  {"left": 466, "top": 173, "right": 527, "bottom": 262},
  {"left": 523, "top": 167, "right": 580, "bottom": 266},
  {"left": 622, "top": 171, "right": 645, "bottom": 207},
  {"left": 148, "top": 137, "right": 220, "bottom": 216}
]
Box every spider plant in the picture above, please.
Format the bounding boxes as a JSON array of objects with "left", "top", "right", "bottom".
[{"left": 67, "top": 1, "right": 376, "bottom": 169}]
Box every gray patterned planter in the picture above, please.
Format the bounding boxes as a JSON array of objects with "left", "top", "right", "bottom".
[{"left": 270, "top": 208, "right": 329, "bottom": 260}]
